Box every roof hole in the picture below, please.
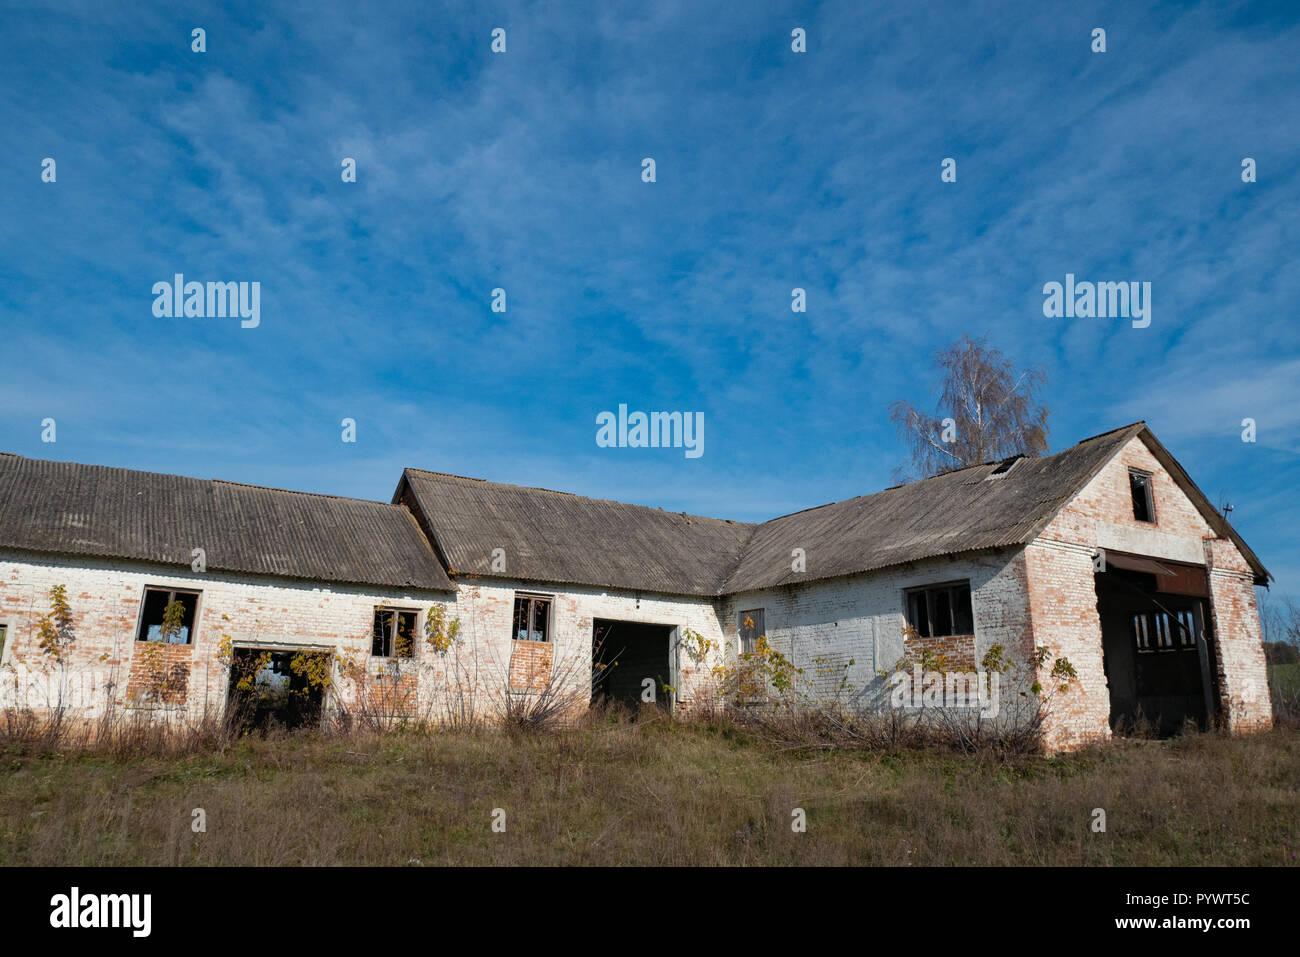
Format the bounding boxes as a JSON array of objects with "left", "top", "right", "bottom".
[{"left": 986, "top": 456, "right": 1023, "bottom": 479}]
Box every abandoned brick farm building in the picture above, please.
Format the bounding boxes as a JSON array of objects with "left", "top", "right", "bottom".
[{"left": 0, "top": 422, "right": 1273, "bottom": 751}]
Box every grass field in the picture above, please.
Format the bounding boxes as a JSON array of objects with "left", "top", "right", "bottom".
[
  {"left": 1271, "top": 662, "right": 1300, "bottom": 705},
  {"left": 1, "top": 715, "right": 1296, "bottom": 866}
]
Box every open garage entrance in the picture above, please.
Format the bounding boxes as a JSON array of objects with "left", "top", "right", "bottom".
[
  {"left": 591, "top": 619, "right": 675, "bottom": 710},
  {"left": 226, "top": 647, "right": 330, "bottom": 732},
  {"left": 1095, "top": 552, "right": 1218, "bottom": 736}
]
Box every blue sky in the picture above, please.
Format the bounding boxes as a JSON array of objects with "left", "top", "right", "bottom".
[{"left": 2, "top": 1, "right": 1298, "bottom": 597}]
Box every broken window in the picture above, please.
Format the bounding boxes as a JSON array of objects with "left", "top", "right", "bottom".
[
  {"left": 227, "top": 648, "right": 330, "bottom": 731},
  {"left": 135, "top": 588, "right": 199, "bottom": 644},
  {"left": 1129, "top": 469, "right": 1155, "bottom": 523},
  {"left": 372, "top": 608, "right": 418, "bottom": 658},
  {"left": 909, "top": 591, "right": 930, "bottom": 637},
  {"left": 0, "top": 623, "right": 6, "bottom": 662},
  {"left": 905, "top": 582, "right": 974, "bottom": 638},
  {"left": 738, "top": 609, "right": 765, "bottom": 654},
  {"left": 512, "top": 594, "right": 552, "bottom": 642}
]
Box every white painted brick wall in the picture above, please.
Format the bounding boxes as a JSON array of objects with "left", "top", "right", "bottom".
[
  {"left": 719, "top": 547, "right": 1036, "bottom": 709},
  {"left": 0, "top": 552, "right": 732, "bottom": 720},
  {"left": 0, "top": 550, "right": 452, "bottom": 718},
  {"left": 430, "top": 578, "right": 729, "bottom": 716}
]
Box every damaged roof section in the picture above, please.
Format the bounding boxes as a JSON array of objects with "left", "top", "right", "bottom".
[
  {"left": 720, "top": 423, "right": 1147, "bottom": 592},
  {"left": 0, "top": 454, "right": 454, "bottom": 591}
]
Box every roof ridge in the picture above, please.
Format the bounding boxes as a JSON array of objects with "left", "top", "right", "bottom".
[
  {"left": 0, "top": 451, "right": 403, "bottom": 508},
  {"left": 1071, "top": 420, "right": 1146, "bottom": 445},
  {"left": 404, "top": 468, "right": 755, "bottom": 526},
  {"left": 753, "top": 423, "right": 1144, "bottom": 527},
  {"left": 404, "top": 468, "right": 489, "bottom": 482},
  {"left": 212, "top": 478, "right": 399, "bottom": 507}
]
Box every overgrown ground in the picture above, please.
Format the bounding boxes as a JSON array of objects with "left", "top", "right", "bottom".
[
  {"left": 1, "top": 715, "right": 1296, "bottom": 866},
  {"left": 1272, "top": 662, "right": 1300, "bottom": 704}
]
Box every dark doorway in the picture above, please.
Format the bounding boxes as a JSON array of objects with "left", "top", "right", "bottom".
[
  {"left": 591, "top": 619, "right": 674, "bottom": 709},
  {"left": 227, "top": 648, "right": 329, "bottom": 732},
  {"left": 1095, "top": 556, "right": 1217, "bottom": 736}
]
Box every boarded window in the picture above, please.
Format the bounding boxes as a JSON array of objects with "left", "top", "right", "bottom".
[
  {"left": 1129, "top": 469, "right": 1155, "bottom": 523},
  {"left": 512, "top": 594, "right": 552, "bottom": 642},
  {"left": 905, "top": 582, "right": 974, "bottom": 638},
  {"left": 738, "top": 609, "right": 765, "bottom": 654},
  {"left": 136, "top": 588, "right": 199, "bottom": 644},
  {"left": 372, "top": 608, "right": 417, "bottom": 658}
]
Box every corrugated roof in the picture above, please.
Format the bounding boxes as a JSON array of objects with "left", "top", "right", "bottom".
[
  {"left": 719, "top": 423, "right": 1146, "bottom": 592},
  {"left": 0, "top": 454, "right": 454, "bottom": 591},
  {"left": 401, "top": 422, "right": 1269, "bottom": 595},
  {"left": 397, "top": 470, "right": 757, "bottom": 595},
  {"left": 1, "top": 422, "right": 1267, "bottom": 598}
]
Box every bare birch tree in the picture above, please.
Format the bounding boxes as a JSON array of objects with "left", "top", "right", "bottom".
[{"left": 889, "top": 335, "right": 1049, "bottom": 481}]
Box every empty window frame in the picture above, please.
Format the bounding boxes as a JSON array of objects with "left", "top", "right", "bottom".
[
  {"left": 904, "top": 582, "right": 974, "bottom": 638},
  {"left": 0, "top": 622, "right": 7, "bottom": 662},
  {"left": 1131, "top": 613, "right": 1151, "bottom": 653},
  {"left": 738, "top": 609, "right": 765, "bottom": 654},
  {"left": 372, "top": 608, "right": 418, "bottom": 658},
  {"left": 1153, "top": 612, "right": 1174, "bottom": 649},
  {"left": 1132, "top": 609, "right": 1199, "bottom": 653},
  {"left": 512, "top": 594, "right": 552, "bottom": 642},
  {"left": 135, "top": 588, "right": 200, "bottom": 644},
  {"left": 1129, "top": 469, "right": 1156, "bottom": 523}
]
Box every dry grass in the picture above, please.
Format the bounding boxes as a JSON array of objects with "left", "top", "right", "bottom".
[
  {"left": 1, "top": 707, "right": 1296, "bottom": 866},
  {"left": 1271, "top": 663, "right": 1300, "bottom": 731}
]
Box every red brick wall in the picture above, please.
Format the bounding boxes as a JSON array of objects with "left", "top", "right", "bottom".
[
  {"left": 363, "top": 665, "right": 419, "bottom": 716},
  {"left": 125, "top": 642, "right": 193, "bottom": 706},
  {"left": 508, "top": 639, "right": 554, "bottom": 691},
  {"left": 904, "top": 631, "right": 977, "bottom": 670}
]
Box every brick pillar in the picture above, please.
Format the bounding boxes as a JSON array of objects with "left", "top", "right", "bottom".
[
  {"left": 1205, "top": 541, "right": 1272, "bottom": 733},
  {"left": 1024, "top": 544, "right": 1113, "bottom": 752}
]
